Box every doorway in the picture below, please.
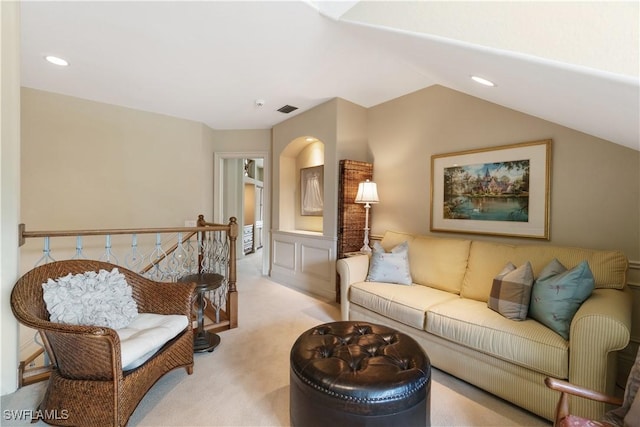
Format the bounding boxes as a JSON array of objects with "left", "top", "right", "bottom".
[{"left": 213, "top": 151, "right": 270, "bottom": 276}]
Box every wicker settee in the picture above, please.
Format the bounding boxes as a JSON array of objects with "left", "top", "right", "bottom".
[{"left": 10, "top": 260, "right": 196, "bottom": 427}]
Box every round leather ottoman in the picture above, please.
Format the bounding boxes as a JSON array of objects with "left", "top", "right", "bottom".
[{"left": 290, "top": 321, "right": 431, "bottom": 427}]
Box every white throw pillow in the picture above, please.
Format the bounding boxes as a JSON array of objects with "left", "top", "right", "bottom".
[
  {"left": 366, "top": 241, "right": 413, "bottom": 285},
  {"left": 42, "top": 268, "right": 138, "bottom": 329}
]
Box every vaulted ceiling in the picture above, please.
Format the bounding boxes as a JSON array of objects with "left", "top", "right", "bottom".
[{"left": 20, "top": 1, "right": 639, "bottom": 151}]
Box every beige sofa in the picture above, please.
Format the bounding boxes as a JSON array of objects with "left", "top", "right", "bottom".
[{"left": 337, "top": 231, "right": 632, "bottom": 421}]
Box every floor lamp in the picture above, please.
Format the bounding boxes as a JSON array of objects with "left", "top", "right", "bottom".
[{"left": 355, "top": 179, "right": 379, "bottom": 253}]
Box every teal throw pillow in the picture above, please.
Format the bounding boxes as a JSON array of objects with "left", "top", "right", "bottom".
[
  {"left": 366, "top": 241, "right": 412, "bottom": 285},
  {"left": 529, "top": 259, "right": 595, "bottom": 340},
  {"left": 488, "top": 261, "right": 534, "bottom": 321}
]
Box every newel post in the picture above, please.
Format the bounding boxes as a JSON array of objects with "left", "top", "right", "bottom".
[
  {"left": 227, "top": 217, "right": 238, "bottom": 328},
  {"left": 196, "top": 214, "right": 206, "bottom": 273}
]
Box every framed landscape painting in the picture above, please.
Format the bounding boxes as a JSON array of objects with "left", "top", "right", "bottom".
[{"left": 430, "top": 139, "right": 551, "bottom": 239}]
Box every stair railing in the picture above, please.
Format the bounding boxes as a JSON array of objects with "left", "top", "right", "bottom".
[{"left": 16, "top": 215, "right": 238, "bottom": 386}]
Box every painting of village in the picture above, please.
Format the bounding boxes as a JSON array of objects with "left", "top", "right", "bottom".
[{"left": 443, "top": 159, "right": 530, "bottom": 222}]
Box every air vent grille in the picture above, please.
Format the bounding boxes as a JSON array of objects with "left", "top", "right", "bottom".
[{"left": 277, "top": 105, "right": 298, "bottom": 114}]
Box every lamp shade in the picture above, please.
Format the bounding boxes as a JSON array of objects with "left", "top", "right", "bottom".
[{"left": 355, "top": 180, "right": 379, "bottom": 204}]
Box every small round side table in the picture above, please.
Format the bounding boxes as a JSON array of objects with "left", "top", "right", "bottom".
[{"left": 177, "top": 273, "right": 223, "bottom": 353}]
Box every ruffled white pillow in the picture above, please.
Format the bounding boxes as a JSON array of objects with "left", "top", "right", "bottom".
[{"left": 42, "top": 268, "right": 138, "bottom": 329}]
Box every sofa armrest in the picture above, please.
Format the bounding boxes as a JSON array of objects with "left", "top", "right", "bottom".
[
  {"left": 337, "top": 255, "right": 370, "bottom": 321},
  {"left": 568, "top": 287, "right": 632, "bottom": 418}
]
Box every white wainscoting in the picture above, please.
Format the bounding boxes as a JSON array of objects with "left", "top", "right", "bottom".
[{"left": 270, "top": 231, "right": 337, "bottom": 300}]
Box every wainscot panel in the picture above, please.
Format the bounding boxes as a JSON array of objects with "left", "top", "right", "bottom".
[{"left": 270, "top": 231, "right": 336, "bottom": 300}]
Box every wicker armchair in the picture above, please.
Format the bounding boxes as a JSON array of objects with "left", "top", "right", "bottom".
[{"left": 10, "top": 260, "right": 196, "bottom": 427}]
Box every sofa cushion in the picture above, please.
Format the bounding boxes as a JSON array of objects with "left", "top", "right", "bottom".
[
  {"left": 427, "top": 298, "right": 568, "bottom": 378},
  {"left": 488, "top": 262, "right": 534, "bottom": 321},
  {"left": 529, "top": 260, "right": 595, "bottom": 340},
  {"left": 42, "top": 268, "right": 138, "bottom": 329},
  {"left": 366, "top": 241, "right": 412, "bottom": 285},
  {"left": 461, "top": 241, "right": 628, "bottom": 302},
  {"left": 349, "top": 281, "right": 458, "bottom": 329},
  {"left": 380, "top": 230, "right": 415, "bottom": 251},
  {"left": 117, "top": 313, "right": 189, "bottom": 371},
  {"left": 408, "top": 236, "right": 471, "bottom": 294}
]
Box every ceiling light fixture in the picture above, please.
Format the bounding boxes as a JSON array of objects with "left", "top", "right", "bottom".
[
  {"left": 471, "top": 75, "right": 495, "bottom": 87},
  {"left": 45, "top": 55, "right": 69, "bottom": 66}
]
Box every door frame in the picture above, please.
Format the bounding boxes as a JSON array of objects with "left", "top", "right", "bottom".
[{"left": 213, "top": 151, "right": 270, "bottom": 276}]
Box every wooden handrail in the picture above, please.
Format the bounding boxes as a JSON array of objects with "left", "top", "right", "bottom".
[
  {"left": 20, "top": 217, "right": 237, "bottom": 276},
  {"left": 20, "top": 225, "right": 229, "bottom": 245}
]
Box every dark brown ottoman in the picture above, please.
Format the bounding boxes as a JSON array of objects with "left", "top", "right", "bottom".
[{"left": 290, "top": 321, "right": 431, "bottom": 427}]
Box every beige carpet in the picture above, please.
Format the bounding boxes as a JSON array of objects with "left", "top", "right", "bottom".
[{"left": 2, "top": 251, "right": 551, "bottom": 426}]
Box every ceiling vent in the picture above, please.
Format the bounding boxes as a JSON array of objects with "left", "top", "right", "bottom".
[{"left": 277, "top": 105, "right": 298, "bottom": 114}]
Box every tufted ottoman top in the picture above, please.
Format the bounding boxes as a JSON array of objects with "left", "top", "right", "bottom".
[{"left": 290, "top": 321, "right": 430, "bottom": 406}]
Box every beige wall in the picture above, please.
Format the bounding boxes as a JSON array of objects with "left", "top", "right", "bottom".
[
  {"left": 367, "top": 85, "right": 640, "bottom": 258},
  {"left": 1, "top": 0, "right": 21, "bottom": 395},
  {"left": 20, "top": 89, "right": 271, "bottom": 269},
  {"left": 21, "top": 88, "right": 206, "bottom": 231},
  {"left": 273, "top": 99, "right": 338, "bottom": 237},
  {"left": 336, "top": 98, "right": 370, "bottom": 162}
]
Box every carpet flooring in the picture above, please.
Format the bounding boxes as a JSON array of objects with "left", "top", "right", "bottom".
[{"left": 2, "top": 251, "right": 551, "bottom": 426}]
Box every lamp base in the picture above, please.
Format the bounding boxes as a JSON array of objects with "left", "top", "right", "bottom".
[{"left": 360, "top": 244, "right": 372, "bottom": 253}]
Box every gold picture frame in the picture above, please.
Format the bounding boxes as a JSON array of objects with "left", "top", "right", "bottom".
[{"left": 430, "top": 139, "right": 551, "bottom": 239}]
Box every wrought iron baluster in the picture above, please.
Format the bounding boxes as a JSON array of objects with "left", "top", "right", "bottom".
[
  {"left": 167, "top": 232, "right": 189, "bottom": 281},
  {"left": 147, "top": 233, "right": 167, "bottom": 281},
  {"left": 71, "top": 236, "right": 87, "bottom": 260},
  {"left": 124, "top": 234, "right": 144, "bottom": 273},
  {"left": 184, "top": 236, "right": 197, "bottom": 274},
  {"left": 34, "top": 237, "right": 56, "bottom": 267},
  {"left": 99, "top": 235, "right": 119, "bottom": 264}
]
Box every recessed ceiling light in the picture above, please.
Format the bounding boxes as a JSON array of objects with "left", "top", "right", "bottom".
[
  {"left": 471, "top": 75, "right": 495, "bottom": 87},
  {"left": 45, "top": 56, "right": 69, "bottom": 66}
]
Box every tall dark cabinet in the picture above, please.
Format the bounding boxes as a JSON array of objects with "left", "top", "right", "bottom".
[{"left": 336, "top": 160, "right": 373, "bottom": 302}]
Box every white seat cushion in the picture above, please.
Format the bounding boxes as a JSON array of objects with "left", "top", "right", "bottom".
[{"left": 117, "top": 313, "right": 189, "bottom": 371}]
